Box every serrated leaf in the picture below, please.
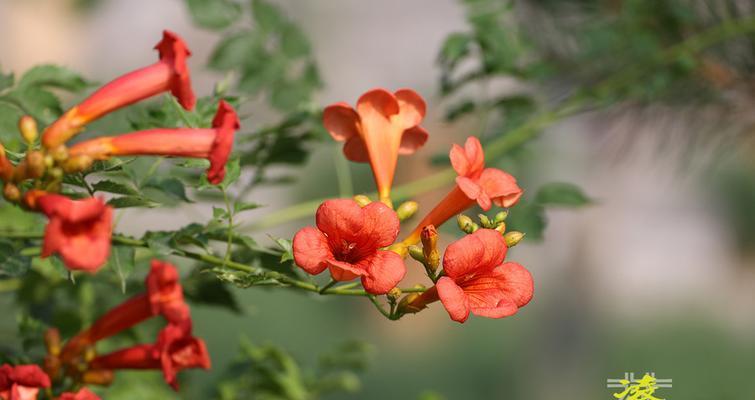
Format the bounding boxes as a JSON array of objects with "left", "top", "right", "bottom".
[
  {"left": 185, "top": 0, "right": 241, "bottom": 30},
  {"left": 92, "top": 180, "right": 139, "bottom": 196},
  {"left": 107, "top": 196, "right": 160, "bottom": 209},
  {"left": 213, "top": 206, "right": 229, "bottom": 220},
  {"left": 535, "top": 182, "right": 591, "bottom": 207},
  {"left": 144, "top": 232, "right": 176, "bottom": 256},
  {"left": 220, "top": 157, "right": 241, "bottom": 189},
  {"left": 18, "top": 65, "right": 89, "bottom": 92},
  {"left": 272, "top": 237, "right": 293, "bottom": 263},
  {"left": 109, "top": 246, "right": 135, "bottom": 293},
  {"left": 144, "top": 177, "right": 192, "bottom": 202}
]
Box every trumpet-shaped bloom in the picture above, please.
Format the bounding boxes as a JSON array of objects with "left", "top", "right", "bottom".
[
  {"left": 60, "top": 260, "right": 189, "bottom": 363},
  {"left": 323, "top": 88, "right": 428, "bottom": 203},
  {"left": 0, "top": 143, "right": 13, "bottom": 181},
  {"left": 42, "top": 30, "right": 195, "bottom": 148},
  {"left": 424, "top": 229, "right": 533, "bottom": 323},
  {"left": 57, "top": 388, "right": 100, "bottom": 400},
  {"left": 0, "top": 364, "right": 51, "bottom": 400},
  {"left": 36, "top": 194, "right": 113, "bottom": 272},
  {"left": 68, "top": 101, "right": 239, "bottom": 184},
  {"left": 293, "top": 199, "right": 406, "bottom": 294},
  {"left": 89, "top": 323, "right": 210, "bottom": 391},
  {"left": 403, "top": 136, "right": 523, "bottom": 245}
]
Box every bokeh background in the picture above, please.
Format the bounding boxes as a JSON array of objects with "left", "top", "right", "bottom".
[{"left": 1, "top": 0, "right": 755, "bottom": 399}]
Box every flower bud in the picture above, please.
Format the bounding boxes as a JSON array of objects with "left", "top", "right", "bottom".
[
  {"left": 396, "top": 201, "right": 418, "bottom": 221},
  {"left": 25, "top": 151, "right": 45, "bottom": 179},
  {"left": 44, "top": 328, "right": 61, "bottom": 356},
  {"left": 50, "top": 145, "right": 68, "bottom": 163},
  {"left": 387, "top": 287, "right": 402, "bottom": 302},
  {"left": 478, "top": 214, "right": 493, "bottom": 228},
  {"left": 495, "top": 221, "right": 506, "bottom": 234},
  {"left": 494, "top": 210, "right": 509, "bottom": 224},
  {"left": 63, "top": 154, "right": 93, "bottom": 173},
  {"left": 420, "top": 225, "right": 439, "bottom": 272},
  {"left": 408, "top": 245, "right": 425, "bottom": 263},
  {"left": 397, "top": 285, "right": 427, "bottom": 315},
  {"left": 353, "top": 194, "right": 371, "bottom": 207},
  {"left": 18, "top": 115, "right": 38, "bottom": 144},
  {"left": 3, "top": 183, "right": 20, "bottom": 202},
  {"left": 456, "top": 214, "right": 478, "bottom": 234},
  {"left": 81, "top": 369, "right": 114, "bottom": 386},
  {"left": 386, "top": 243, "right": 408, "bottom": 258},
  {"left": 504, "top": 231, "right": 525, "bottom": 247}
]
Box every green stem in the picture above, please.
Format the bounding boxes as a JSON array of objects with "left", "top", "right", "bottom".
[
  {"left": 243, "top": 15, "right": 755, "bottom": 231},
  {"left": 221, "top": 187, "right": 234, "bottom": 264},
  {"left": 368, "top": 295, "right": 392, "bottom": 319}
]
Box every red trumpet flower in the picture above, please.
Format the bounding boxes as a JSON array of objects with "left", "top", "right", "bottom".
[
  {"left": 89, "top": 323, "right": 210, "bottom": 391},
  {"left": 60, "top": 260, "right": 189, "bottom": 363},
  {"left": 0, "top": 143, "right": 13, "bottom": 182},
  {"left": 0, "top": 364, "right": 51, "bottom": 400},
  {"left": 402, "top": 136, "right": 523, "bottom": 245},
  {"left": 409, "top": 229, "right": 533, "bottom": 323},
  {"left": 68, "top": 101, "right": 239, "bottom": 184},
  {"left": 57, "top": 388, "right": 100, "bottom": 400},
  {"left": 293, "top": 199, "right": 406, "bottom": 294},
  {"left": 42, "top": 30, "right": 195, "bottom": 148},
  {"left": 323, "top": 88, "right": 428, "bottom": 204},
  {"left": 33, "top": 193, "right": 113, "bottom": 272}
]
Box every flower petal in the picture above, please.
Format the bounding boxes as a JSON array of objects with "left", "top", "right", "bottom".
[
  {"left": 315, "top": 199, "right": 365, "bottom": 246},
  {"left": 436, "top": 276, "right": 470, "bottom": 323},
  {"left": 455, "top": 176, "right": 481, "bottom": 200},
  {"left": 155, "top": 30, "right": 195, "bottom": 110},
  {"left": 207, "top": 100, "right": 240, "bottom": 185},
  {"left": 323, "top": 102, "right": 360, "bottom": 142},
  {"left": 343, "top": 135, "right": 370, "bottom": 162},
  {"left": 479, "top": 168, "right": 523, "bottom": 208},
  {"left": 449, "top": 143, "right": 471, "bottom": 176},
  {"left": 463, "top": 136, "right": 484, "bottom": 175},
  {"left": 470, "top": 297, "right": 518, "bottom": 319},
  {"left": 398, "top": 125, "right": 429, "bottom": 155},
  {"left": 394, "top": 89, "right": 426, "bottom": 129},
  {"left": 327, "top": 259, "right": 365, "bottom": 281},
  {"left": 292, "top": 226, "right": 332, "bottom": 275},
  {"left": 360, "top": 250, "right": 406, "bottom": 294},
  {"left": 359, "top": 201, "right": 400, "bottom": 248},
  {"left": 356, "top": 88, "right": 400, "bottom": 119},
  {"left": 442, "top": 229, "right": 506, "bottom": 279},
  {"left": 498, "top": 262, "right": 534, "bottom": 308}
]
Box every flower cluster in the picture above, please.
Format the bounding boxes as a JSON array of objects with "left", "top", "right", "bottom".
[
  {"left": 0, "top": 30, "right": 239, "bottom": 274},
  {"left": 293, "top": 89, "right": 534, "bottom": 323}
]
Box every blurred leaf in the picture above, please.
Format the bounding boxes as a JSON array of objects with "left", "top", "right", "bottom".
[
  {"left": 185, "top": 0, "right": 241, "bottom": 30},
  {"left": 505, "top": 201, "right": 546, "bottom": 241},
  {"left": 17, "top": 64, "right": 89, "bottom": 92},
  {"left": 234, "top": 201, "right": 262, "bottom": 213},
  {"left": 107, "top": 196, "right": 160, "bottom": 209},
  {"left": 535, "top": 182, "right": 591, "bottom": 207},
  {"left": 183, "top": 269, "right": 242, "bottom": 314},
  {"left": 109, "top": 245, "right": 135, "bottom": 293},
  {"left": 438, "top": 32, "right": 472, "bottom": 70},
  {"left": 144, "top": 177, "right": 192, "bottom": 203},
  {"left": 251, "top": 0, "right": 286, "bottom": 32},
  {"left": 272, "top": 237, "right": 293, "bottom": 263},
  {"left": 0, "top": 70, "right": 13, "bottom": 92},
  {"left": 92, "top": 180, "right": 139, "bottom": 196},
  {"left": 0, "top": 239, "right": 32, "bottom": 277}
]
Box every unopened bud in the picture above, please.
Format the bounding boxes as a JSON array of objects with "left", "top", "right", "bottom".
[
  {"left": 478, "top": 214, "right": 493, "bottom": 228},
  {"left": 457, "top": 214, "right": 478, "bottom": 234},
  {"left": 494, "top": 210, "right": 509, "bottom": 224},
  {"left": 63, "top": 154, "right": 93, "bottom": 173},
  {"left": 44, "top": 155, "right": 54, "bottom": 169},
  {"left": 3, "top": 183, "right": 20, "bottom": 202},
  {"left": 504, "top": 231, "right": 525, "bottom": 247},
  {"left": 25, "top": 151, "right": 45, "bottom": 179},
  {"left": 18, "top": 116, "right": 38, "bottom": 144},
  {"left": 495, "top": 221, "right": 506, "bottom": 234},
  {"left": 353, "top": 194, "right": 371, "bottom": 207},
  {"left": 408, "top": 245, "right": 425, "bottom": 263},
  {"left": 397, "top": 285, "right": 427, "bottom": 315},
  {"left": 81, "top": 369, "right": 114, "bottom": 386},
  {"left": 396, "top": 201, "right": 418, "bottom": 221},
  {"left": 387, "top": 287, "right": 402, "bottom": 302},
  {"left": 49, "top": 167, "right": 63, "bottom": 180},
  {"left": 44, "top": 328, "right": 61, "bottom": 356},
  {"left": 50, "top": 145, "right": 68, "bottom": 163},
  {"left": 420, "top": 225, "right": 440, "bottom": 272}
]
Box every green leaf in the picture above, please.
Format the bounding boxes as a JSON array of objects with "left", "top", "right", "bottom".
[
  {"left": 107, "top": 196, "right": 160, "bottom": 209},
  {"left": 109, "top": 246, "right": 135, "bottom": 293},
  {"left": 92, "top": 180, "right": 139, "bottom": 196},
  {"left": 208, "top": 31, "right": 261, "bottom": 71},
  {"left": 438, "top": 32, "right": 472, "bottom": 69},
  {"left": 213, "top": 206, "right": 229, "bottom": 220},
  {"left": 272, "top": 237, "right": 293, "bottom": 263},
  {"left": 144, "top": 231, "right": 176, "bottom": 256},
  {"left": 0, "top": 70, "right": 13, "bottom": 92},
  {"left": 251, "top": 0, "right": 286, "bottom": 32},
  {"left": 0, "top": 239, "right": 32, "bottom": 277},
  {"left": 183, "top": 269, "right": 242, "bottom": 313},
  {"left": 505, "top": 202, "right": 546, "bottom": 241},
  {"left": 535, "top": 182, "right": 591, "bottom": 207},
  {"left": 144, "top": 177, "right": 192, "bottom": 202},
  {"left": 17, "top": 64, "right": 89, "bottom": 91},
  {"left": 4, "top": 86, "right": 62, "bottom": 124},
  {"left": 185, "top": 0, "right": 241, "bottom": 30},
  {"left": 234, "top": 201, "right": 262, "bottom": 213},
  {"left": 220, "top": 157, "right": 241, "bottom": 189}
]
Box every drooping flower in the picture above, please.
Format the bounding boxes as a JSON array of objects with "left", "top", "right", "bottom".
[
  {"left": 33, "top": 193, "right": 113, "bottom": 272},
  {"left": 60, "top": 260, "right": 189, "bottom": 363},
  {"left": 42, "top": 30, "right": 195, "bottom": 148},
  {"left": 293, "top": 199, "right": 406, "bottom": 294},
  {"left": 323, "top": 88, "right": 428, "bottom": 204},
  {"left": 407, "top": 229, "right": 533, "bottom": 323},
  {"left": 402, "top": 136, "right": 523, "bottom": 245},
  {"left": 89, "top": 323, "right": 210, "bottom": 391},
  {"left": 0, "top": 364, "right": 51, "bottom": 400},
  {"left": 57, "top": 388, "right": 100, "bottom": 400},
  {"left": 0, "top": 143, "right": 13, "bottom": 182},
  {"left": 68, "top": 100, "right": 239, "bottom": 184}
]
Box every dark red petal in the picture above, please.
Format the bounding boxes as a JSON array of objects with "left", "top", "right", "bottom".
[
  {"left": 436, "top": 277, "right": 470, "bottom": 323},
  {"left": 207, "top": 101, "right": 240, "bottom": 185},
  {"left": 292, "top": 226, "right": 332, "bottom": 275},
  {"left": 154, "top": 30, "right": 195, "bottom": 110},
  {"left": 343, "top": 135, "right": 370, "bottom": 163},
  {"left": 323, "top": 103, "right": 360, "bottom": 142}
]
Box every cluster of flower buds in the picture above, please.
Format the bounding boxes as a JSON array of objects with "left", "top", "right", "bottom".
[
  {"left": 0, "top": 31, "right": 240, "bottom": 274},
  {"left": 293, "top": 89, "right": 534, "bottom": 323}
]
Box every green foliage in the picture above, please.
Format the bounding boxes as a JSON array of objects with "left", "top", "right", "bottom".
[
  {"left": 506, "top": 182, "right": 591, "bottom": 240},
  {"left": 216, "top": 338, "right": 371, "bottom": 400},
  {"left": 186, "top": 0, "right": 241, "bottom": 30}
]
